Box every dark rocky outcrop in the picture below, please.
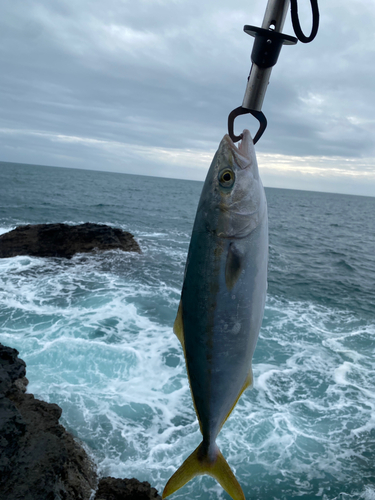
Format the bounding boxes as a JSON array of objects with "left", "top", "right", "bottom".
[
  {"left": 0, "top": 344, "right": 97, "bottom": 500},
  {"left": 0, "top": 223, "right": 141, "bottom": 259},
  {"left": 0, "top": 344, "right": 162, "bottom": 500},
  {"left": 95, "top": 477, "right": 162, "bottom": 500}
]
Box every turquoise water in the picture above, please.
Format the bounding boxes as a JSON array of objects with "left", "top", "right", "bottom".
[{"left": 1, "top": 161, "right": 375, "bottom": 500}]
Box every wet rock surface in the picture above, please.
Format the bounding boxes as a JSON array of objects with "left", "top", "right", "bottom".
[
  {"left": 94, "top": 477, "right": 162, "bottom": 500},
  {"left": 0, "top": 223, "right": 141, "bottom": 259},
  {"left": 0, "top": 344, "right": 97, "bottom": 500},
  {"left": 0, "top": 344, "right": 162, "bottom": 500}
]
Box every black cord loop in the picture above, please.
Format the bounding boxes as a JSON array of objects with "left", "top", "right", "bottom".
[{"left": 290, "top": 0, "right": 319, "bottom": 43}]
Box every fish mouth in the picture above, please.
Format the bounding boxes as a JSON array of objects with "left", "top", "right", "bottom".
[{"left": 223, "top": 130, "right": 253, "bottom": 169}]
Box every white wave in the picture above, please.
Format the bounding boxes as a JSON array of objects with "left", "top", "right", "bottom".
[
  {"left": 1, "top": 258, "right": 374, "bottom": 499},
  {"left": 0, "top": 226, "right": 16, "bottom": 236}
]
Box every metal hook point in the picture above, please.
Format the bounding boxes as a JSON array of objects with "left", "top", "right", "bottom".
[{"left": 228, "top": 107, "right": 267, "bottom": 145}]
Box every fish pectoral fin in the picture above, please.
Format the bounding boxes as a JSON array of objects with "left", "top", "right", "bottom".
[
  {"left": 162, "top": 442, "right": 245, "bottom": 500},
  {"left": 173, "top": 300, "right": 185, "bottom": 350},
  {"left": 225, "top": 242, "right": 244, "bottom": 291}
]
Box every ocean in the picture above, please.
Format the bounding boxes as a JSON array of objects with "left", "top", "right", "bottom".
[{"left": 0, "top": 161, "right": 374, "bottom": 500}]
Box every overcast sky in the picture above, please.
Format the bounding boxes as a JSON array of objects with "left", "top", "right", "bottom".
[{"left": 1, "top": 0, "right": 374, "bottom": 196}]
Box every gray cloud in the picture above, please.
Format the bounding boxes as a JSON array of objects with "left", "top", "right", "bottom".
[{"left": 1, "top": 0, "right": 374, "bottom": 194}]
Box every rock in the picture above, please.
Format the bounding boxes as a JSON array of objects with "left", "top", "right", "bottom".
[
  {"left": 0, "top": 223, "right": 141, "bottom": 259},
  {"left": 0, "top": 344, "right": 164, "bottom": 500},
  {"left": 0, "top": 343, "right": 97, "bottom": 500},
  {"left": 0, "top": 344, "right": 26, "bottom": 395},
  {"left": 94, "top": 477, "right": 162, "bottom": 500}
]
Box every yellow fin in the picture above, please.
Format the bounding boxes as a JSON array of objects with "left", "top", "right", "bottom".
[
  {"left": 243, "top": 365, "right": 254, "bottom": 391},
  {"left": 209, "top": 448, "right": 246, "bottom": 500},
  {"left": 162, "top": 443, "right": 245, "bottom": 500},
  {"left": 173, "top": 300, "right": 185, "bottom": 350},
  {"left": 220, "top": 366, "right": 253, "bottom": 430},
  {"left": 172, "top": 300, "right": 204, "bottom": 433}
]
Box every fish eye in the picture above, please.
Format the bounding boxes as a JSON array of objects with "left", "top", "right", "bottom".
[{"left": 218, "top": 169, "right": 235, "bottom": 188}]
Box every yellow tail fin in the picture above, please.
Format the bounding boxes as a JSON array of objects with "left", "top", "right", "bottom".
[{"left": 162, "top": 442, "right": 245, "bottom": 500}]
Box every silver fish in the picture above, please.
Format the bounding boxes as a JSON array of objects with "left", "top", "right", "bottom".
[{"left": 163, "top": 130, "right": 268, "bottom": 500}]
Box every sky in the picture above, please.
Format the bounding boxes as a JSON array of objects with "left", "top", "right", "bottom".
[{"left": 1, "top": 0, "right": 375, "bottom": 196}]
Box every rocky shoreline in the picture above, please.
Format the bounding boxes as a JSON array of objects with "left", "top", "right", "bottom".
[
  {"left": 0, "top": 223, "right": 141, "bottom": 259},
  {"left": 0, "top": 343, "right": 162, "bottom": 500}
]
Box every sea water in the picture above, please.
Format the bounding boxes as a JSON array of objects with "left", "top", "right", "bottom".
[{"left": 0, "top": 161, "right": 374, "bottom": 500}]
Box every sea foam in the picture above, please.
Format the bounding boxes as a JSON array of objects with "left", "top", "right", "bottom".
[{"left": 1, "top": 165, "right": 375, "bottom": 499}]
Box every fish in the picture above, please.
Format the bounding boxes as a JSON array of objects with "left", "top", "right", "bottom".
[{"left": 163, "top": 129, "right": 268, "bottom": 500}]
